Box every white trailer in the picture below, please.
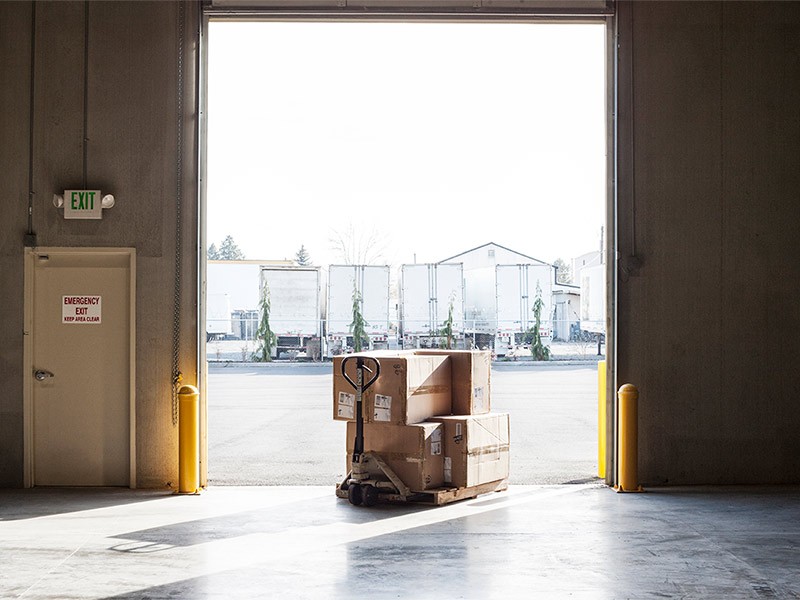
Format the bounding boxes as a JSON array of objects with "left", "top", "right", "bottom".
[
  {"left": 399, "top": 263, "right": 465, "bottom": 349},
  {"left": 326, "top": 265, "right": 391, "bottom": 356},
  {"left": 580, "top": 263, "right": 605, "bottom": 336},
  {"left": 206, "top": 293, "right": 233, "bottom": 341},
  {"left": 494, "top": 264, "right": 555, "bottom": 356},
  {"left": 259, "top": 266, "right": 322, "bottom": 359},
  {"left": 207, "top": 260, "right": 263, "bottom": 340}
]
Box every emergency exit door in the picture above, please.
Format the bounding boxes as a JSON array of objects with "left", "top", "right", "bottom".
[{"left": 26, "top": 248, "right": 135, "bottom": 487}]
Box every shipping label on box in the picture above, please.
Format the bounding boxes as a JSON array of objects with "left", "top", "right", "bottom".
[
  {"left": 428, "top": 413, "right": 510, "bottom": 488},
  {"left": 431, "top": 427, "right": 442, "bottom": 455},
  {"left": 373, "top": 394, "right": 392, "bottom": 422},
  {"left": 346, "top": 421, "right": 445, "bottom": 490},
  {"left": 337, "top": 391, "right": 355, "bottom": 419},
  {"left": 333, "top": 354, "right": 381, "bottom": 422},
  {"left": 415, "top": 349, "right": 491, "bottom": 415},
  {"left": 473, "top": 385, "right": 488, "bottom": 414}
]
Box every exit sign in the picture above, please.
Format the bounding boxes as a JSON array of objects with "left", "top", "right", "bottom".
[{"left": 64, "top": 190, "right": 102, "bottom": 220}]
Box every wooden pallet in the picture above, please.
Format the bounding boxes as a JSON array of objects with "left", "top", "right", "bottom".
[{"left": 336, "top": 478, "right": 508, "bottom": 506}]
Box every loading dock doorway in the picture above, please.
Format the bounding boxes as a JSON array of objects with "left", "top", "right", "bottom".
[{"left": 200, "top": 11, "right": 613, "bottom": 487}]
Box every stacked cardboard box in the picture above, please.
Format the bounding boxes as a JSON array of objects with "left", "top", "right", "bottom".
[
  {"left": 334, "top": 349, "right": 509, "bottom": 493},
  {"left": 333, "top": 352, "right": 452, "bottom": 425},
  {"left": 428, "top": 413, "right": 510, "bottom": 489}
]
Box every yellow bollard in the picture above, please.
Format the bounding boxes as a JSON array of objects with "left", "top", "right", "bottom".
[
  {"left": 178, "top": 384, "right": 200, "bottom": 494},
  {"left": 616, "top": 383, "right": 644, "bottom": 493},
  {"left": 597, "top": 360, "right": 606, "bottom": 479}
]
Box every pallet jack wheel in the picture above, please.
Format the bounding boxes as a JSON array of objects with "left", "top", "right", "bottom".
[
  {"left": 362, "top": 485, "right": 379, "bottom": 507},
  {"left": 348, "top": 484, "right": 363, "bottom": 506}
]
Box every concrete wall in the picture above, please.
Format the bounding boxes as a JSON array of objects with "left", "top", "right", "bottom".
[
  {"left": 616, "top": 1, "right": 800, "bottom": 484},
  {"left": 0, "top": 1, "right": 199, "bottom": 487},
  {"left": 2, "top": 1, "right": 799, "bottom": 487}
]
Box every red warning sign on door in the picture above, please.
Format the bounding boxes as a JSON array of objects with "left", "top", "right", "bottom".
[{"left": 62, "top": 296, "right": 102, "bottom": 324}]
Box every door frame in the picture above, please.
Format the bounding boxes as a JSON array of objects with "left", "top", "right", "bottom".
[
  {"left": 199, "top": 7, "right": 619, "bottom": 485},
  {"left": 23, "top": 247, "right": 137, "bottom": 488}
]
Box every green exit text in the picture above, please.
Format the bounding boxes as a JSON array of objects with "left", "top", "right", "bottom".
[{"left": 70, "top": 190, "right": 96, "bottom": 210}]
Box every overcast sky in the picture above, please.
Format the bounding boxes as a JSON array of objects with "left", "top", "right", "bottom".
[{"left": 207, "top": 21, "right": 605, "bottom": 268}]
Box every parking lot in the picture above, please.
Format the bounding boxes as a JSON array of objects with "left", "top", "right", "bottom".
[{"left": 207, "top": 362, "right": 600, "bottom": 486}]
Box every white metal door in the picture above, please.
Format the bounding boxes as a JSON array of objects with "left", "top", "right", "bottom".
[{"left": 28, "top": 249, "right": 135, "bottom": 486}]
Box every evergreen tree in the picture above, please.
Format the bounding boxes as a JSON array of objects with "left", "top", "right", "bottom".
[
  {"left": 349, "top": 286, "right": 370, "bottom": 352},
  {"left": 218, "top": 235, "right": 245, "bottom": 260},
  {"left": 529, "top": 281, "right": 551, "bottom": 361},
  {"left": 207, "top": 243, "right": 220, "bottom": 260},
  {"left": 254, "top": 282, "right": 277, "bottom": 362},
  {"left": 439, "top": 299, "right": 455, "bottom": 349},
  {"left": 295, "top": 245, "right": 311, "bottom": 265}
]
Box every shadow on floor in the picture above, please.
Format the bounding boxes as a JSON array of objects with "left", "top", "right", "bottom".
[
  {"left": 0, "top": 487, "right": 172, "bottom": 521},
  {"left": 109, "top": 492, "right": 438, "bottom": 551}
]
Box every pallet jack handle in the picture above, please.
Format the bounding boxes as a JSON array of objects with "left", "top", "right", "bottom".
[
  {"left": 341, "top": 356, "right": 380, "bottom": 460},
  {"left": 340, "top": 356, "right": 380, "bottom": 392}
]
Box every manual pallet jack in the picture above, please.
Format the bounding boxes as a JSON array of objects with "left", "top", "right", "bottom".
[
  {"left": 335, "top": 355, "right": 509, "bottom": 507},
  {"left": 336, "top": 355, "right": 412, "bottom": 506}
]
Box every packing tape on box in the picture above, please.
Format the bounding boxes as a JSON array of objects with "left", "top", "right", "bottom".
[{"left": 467, "top": 444, "right": 510, "bottom": 458}]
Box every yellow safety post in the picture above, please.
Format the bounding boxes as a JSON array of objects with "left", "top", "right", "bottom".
[
  {"left": 597, "top": 360, "right": 606, "bottom": 479},
  {"left": 178, "top": 384, "right": 200, "bottom": 494},
  {"left": 616, "top": 383, "right": 643, "bottom": 492}
]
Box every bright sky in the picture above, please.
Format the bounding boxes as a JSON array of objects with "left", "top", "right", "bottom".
[{"left": 207, "top": 21, "right": 605, "bottom": 268}]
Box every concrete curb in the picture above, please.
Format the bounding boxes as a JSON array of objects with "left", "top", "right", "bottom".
[
  {"left": 492, "top": 359, "right": 603, "bottom": 367},
  {"left": 208, "top": 361, "right": 332, "bottom": 369},
  {"left": 207, "top": 359, "right": 604, "bottom": 369}
]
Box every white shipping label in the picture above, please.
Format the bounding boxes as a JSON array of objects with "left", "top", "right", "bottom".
[
  {"left": 430, "top": 428, "right": 442, "bottom": 455},
  {"left": 444, "top": 457, "right": 452, "bottom": 482},
  {"left": 374, "top": 394, "right": 392, "bottom": 409},
  {"left": 373, "top": 407, "right": 392, "bottom": 422},
  {"left": 62, "top": 295, "right": 101, "bottom": 324},
  {"left": 454, "top": 422, "right": 464, "bottom": 445},
  {"left": 337, "top": 392, "right": 355, "bottom": 419},
  {"left": 373, "top": 395, "right": 392, "bottom": 421},
  {"left": 474, "top": 386, "right": 485, "bottom": 411}
]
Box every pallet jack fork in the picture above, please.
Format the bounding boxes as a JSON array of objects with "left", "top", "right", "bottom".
[{"left": 337, "top": 355, "right": 413, "bottom": 506}]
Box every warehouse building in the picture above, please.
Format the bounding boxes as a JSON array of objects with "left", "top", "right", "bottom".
[{"left": 1, "top": 1, "right": 799, "bottom": 597}]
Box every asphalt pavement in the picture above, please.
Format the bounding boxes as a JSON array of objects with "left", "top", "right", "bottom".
[{"left": 207, "top": 361, "right": 601, "bottom": 486}]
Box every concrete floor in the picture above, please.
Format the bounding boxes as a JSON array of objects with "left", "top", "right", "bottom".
[{"left": 2, "top": 485, "right": 799, "bottom": 599}]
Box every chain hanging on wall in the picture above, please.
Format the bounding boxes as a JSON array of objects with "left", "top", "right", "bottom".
[{"left": 171, "top": 0, "right": 186, "bottom": 427}]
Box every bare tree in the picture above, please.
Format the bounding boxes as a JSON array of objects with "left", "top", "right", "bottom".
[
  {"left": 328, "top": 223, "right": 389, "bottom": 265},
  {"left": 553, "top": 258, "right": 572, "bottom": 284}
]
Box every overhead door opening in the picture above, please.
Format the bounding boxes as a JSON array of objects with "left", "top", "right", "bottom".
[{"left": 201, "top": 17, "right": 611, "bottom": 488}]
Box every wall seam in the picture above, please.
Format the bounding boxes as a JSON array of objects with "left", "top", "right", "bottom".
[
  {"left": 26, "top": 1, "right": 36, "bottom": 241},
  {"left": 628, "top": 3, "right": 635, "bottom": 259},
  {"left": 82, "top": 0, "right": 89, "bottom": 189},
  {"left": 719, "top": 0, "right": 725, "bottom": 423}
]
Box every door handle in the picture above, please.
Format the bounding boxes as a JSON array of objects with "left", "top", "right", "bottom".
[{"left": 34, "top": 370, "right": 55, "bottom": 381}]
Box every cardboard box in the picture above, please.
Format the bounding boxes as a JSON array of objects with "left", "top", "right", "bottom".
[
  {"left": 415, "top": 349, "right": 491, "bottom": 415},
  {"left": 334, "top": 352, "right": 452, "bottom": 425},
  {"left": 346, "top": 421, "right": 444, "bottom": 490},
  {"left": 428, "top": 413, "right": 509, "bottom": 488}
]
